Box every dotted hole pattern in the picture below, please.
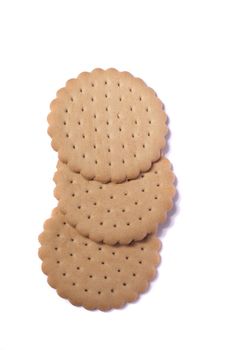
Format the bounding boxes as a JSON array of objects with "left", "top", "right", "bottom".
[{"left": 63, "top": 81, "right": 152, "bottom": 160}]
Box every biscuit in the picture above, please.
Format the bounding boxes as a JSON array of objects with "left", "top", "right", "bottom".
[
  {"left": 54, "top": 157, "right": 175, "bottom": 245},
  {"left": 39, "top": 209, "right": 161, "bottom": 311},
  {"left": 48, "top": 68, "right": 167, "bottom": 183}
]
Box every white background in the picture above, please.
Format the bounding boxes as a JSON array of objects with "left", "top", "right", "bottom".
[{"left": 0, "top": 0, "right": 233, "bottom": 349}]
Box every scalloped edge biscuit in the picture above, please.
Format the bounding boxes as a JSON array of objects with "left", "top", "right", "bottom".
[
  {"left": 54, "top": 157, "right": 176, "bottom": 245},
  {"left": 38, "top": 209, "right": 161, "bottom": 311},
  {"left": 48, "top": 68, "right": 167, "bottom": 183}
]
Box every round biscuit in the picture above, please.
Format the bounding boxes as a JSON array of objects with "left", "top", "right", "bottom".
[
  {"left": 54, "top": 157, "right": 175, "bottom": 245},
  {"left": 48, "top": 68, "right": 167, "bottom": 183},
  {"left": 39, "top": 209, "right": 161, "bottom": 311}
]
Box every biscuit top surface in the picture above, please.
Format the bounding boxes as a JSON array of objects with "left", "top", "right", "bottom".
[{"left": 48, "top": 68, "right": 167, "bottom": 183}]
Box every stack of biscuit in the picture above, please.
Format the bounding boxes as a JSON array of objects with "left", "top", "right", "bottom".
[{"left": 39, "top": 68, "right": 176, "bottom": 311}]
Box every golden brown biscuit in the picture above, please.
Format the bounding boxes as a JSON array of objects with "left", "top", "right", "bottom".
[
  {"left": 54, "top": 157, "right": 175, "bottom": 245},
  {"left": 48, "top": 68, "right": 167, "bottom": 183},
  {"left": 39, "top": 209, "right": 161, "bottom": 311}
]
